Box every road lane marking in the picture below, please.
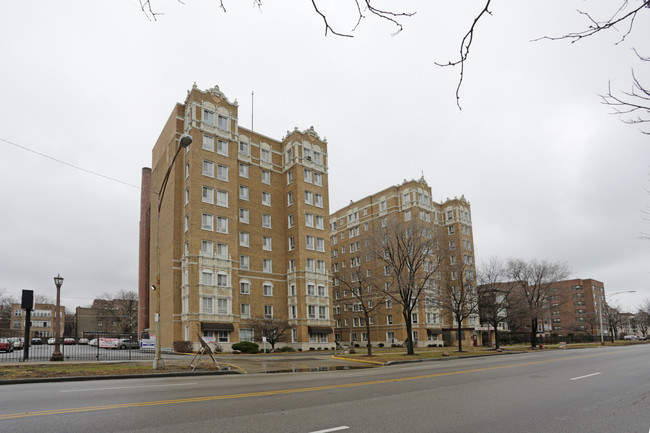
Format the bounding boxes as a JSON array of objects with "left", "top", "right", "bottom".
[
  {"left": 309, "top": 427, "right": 349, "bottom": 433},
  {"left": 570, "top": 372, "right": 601, "bottom": 381},
  {"left": 60, "top": 382, "right": 198, "bottom": 393},
  {"left": 0, "top": 350, "right": 619, "bottom": 420}
]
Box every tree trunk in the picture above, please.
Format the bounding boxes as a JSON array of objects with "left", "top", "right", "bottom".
[
  {"left": 457, "top": 321, "right": 463, "bottom": 352},
  {"left": 404, "top": 311, "right": 414, "bottom": 355},
  {"left": 530, "top": 317, "right": 538, "bottom": 348},
  {"left": 494, "top": 327, "right": 500, "bottom": 350},
  {"left": 364, "top": 312, "right": 372, "bottom": 357}
]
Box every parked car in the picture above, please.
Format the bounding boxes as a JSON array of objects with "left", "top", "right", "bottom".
[
  {"left": 30, "top": 337, "right": 43, "bottom": 345},
  {"left": 624, "top": 335, "right": 645, "bottom": 341},
  {"left": 78, "top": 338, "right": 89, "bottom": 345},
  {"left": 63, "top": 338, "right": 76, "bottom": 345},
  {"left": 7, "top": 337, "right": 24, "bottom": 349},
  {"left": 48, "top": 338, "right": 56, "bottom": 345},
  {"left": 0, "top": 338, "right": 14, "bottom": 353},
  {"left": 117, "top": 338, "right": 140, "bottom": 350},
  {"left": 88, "top": 338, "right": 98, "bottom": 347}
]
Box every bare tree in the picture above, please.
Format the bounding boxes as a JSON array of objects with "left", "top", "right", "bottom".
[
  {"left": 335, "top": 261, "right": 386, "bottom": 356},
  {"left": 477, "top": 257, "right": 517, "bottom": 349},
  {"left": 0, "top": 289, "right": 17, "bottom": 330},
  {"left": 35, "top": 294, "right": 54, "bottom": 305},
  {"left": 635, "top": 309, "right": 650, "bottom": 338},
  {"left": 250, "top": 316, "right": 293, "bottom": 351},
  {"left": 97, "top": 290, "right": 139, "bottom": 334},
  {"left": 372, "top": 217, "right": 439, "bottom": 355},
  {"left": 438, "top": 251, "right": 478, "bottom": 352},
  {"left": 603, "top": 301, "right": 624, "bottom": 342},
  {"left": 507, "top": 258, "right": 570, "bottom": 348}
]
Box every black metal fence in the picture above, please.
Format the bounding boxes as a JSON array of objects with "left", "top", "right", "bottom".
[{"left": 0, "top": 332, "right": 153, "bottom": 362}]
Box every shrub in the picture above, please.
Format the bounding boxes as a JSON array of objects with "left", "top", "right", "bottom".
[
  {"left": 173, "top": 340, "right": 194, "bottom": 353},
  {"left": 309, "top": 347, "right": 315, "bottom": 351},
  {"left": 377, "top": 343, "right": 384, "bottom": 347},
  {"left": 232, "top": 341, "right": 259, "bottom": 354},
  {"left": 276, "top": 346, "right": 296, "bottom": 352},
  {"left": 298, "top": 348, "right": 302, "bottom": 351},
  {"left": 354, "top": 343, "right": 360, "bottom": 348}
]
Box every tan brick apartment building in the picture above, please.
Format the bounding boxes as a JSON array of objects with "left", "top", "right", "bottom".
[
  {"left": 330, "top": 177, "right": 479, "bottom": 348},
  {"left": 10, "top": 303, "right": 65, "bottom": 339},
  {"left": 143, "top": 84, "right": 332, "bottom": 350}
]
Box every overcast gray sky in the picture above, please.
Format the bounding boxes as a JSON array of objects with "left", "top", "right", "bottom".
[{"left": 1, "top": 1, "right": 648, "bottom": 312}]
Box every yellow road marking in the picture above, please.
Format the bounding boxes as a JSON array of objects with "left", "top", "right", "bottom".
[{"left": 0, "top": 350, "right": 615, "bottom": 420}]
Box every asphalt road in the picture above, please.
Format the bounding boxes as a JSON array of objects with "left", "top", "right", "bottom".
[{"left": 1, "top": 345, "right": 649, "bottom": 432}]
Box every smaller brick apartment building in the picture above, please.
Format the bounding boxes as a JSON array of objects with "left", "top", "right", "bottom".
[
  {"left": 9, "top": 303, "right": 65, "bottom": 339},
  {"left": 547, "top": 278, "right": 606, "bottom": 336}
]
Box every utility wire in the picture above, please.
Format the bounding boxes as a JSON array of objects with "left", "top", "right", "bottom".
[{"left": 1, "top": 137, "right": 146, "bottom": 192}]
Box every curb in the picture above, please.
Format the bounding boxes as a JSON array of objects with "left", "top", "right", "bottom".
[{"left": 0, "top": 369, "right": 240, "bottom": 386}]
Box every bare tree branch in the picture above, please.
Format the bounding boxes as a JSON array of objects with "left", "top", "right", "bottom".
[{"left": 434, "top": 0, "right": 493, "bottom": 110}]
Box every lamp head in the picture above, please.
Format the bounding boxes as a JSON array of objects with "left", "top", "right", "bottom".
[
  {"left": 54, "top": 274, "right": 64, "bottom": 288},
  {"left": 178, "top": 134, "right": 192, "bottom": 148}
]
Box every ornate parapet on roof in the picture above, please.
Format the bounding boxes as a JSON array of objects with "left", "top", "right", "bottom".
[{"left": 187, "top": 83, "right": 238, "bottom": 106}]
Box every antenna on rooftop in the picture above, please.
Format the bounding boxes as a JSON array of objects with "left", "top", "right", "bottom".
[{"left": 251, "top": 90, "right": 254, "bottom": 131}]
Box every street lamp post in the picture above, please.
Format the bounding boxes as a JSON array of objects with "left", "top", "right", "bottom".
[
  {"left": 50, "top": 274, "right": 64, "bottom": 361},
  {"left": 599, "top": 290, "right": 636, "bottom": 345},
  {"left": 153, "top": 133, "right": 192, "bottom": 370}
]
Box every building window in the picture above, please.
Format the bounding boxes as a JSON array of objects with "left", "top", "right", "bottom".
[
  {"left": 262, "top": 192, "right": 271, "bottom": 206},
  {"left": 217, "top": 273, "right": 228, "bottom": 287},
  {"left": 240, "top": 232, "right": 250, "bottom": 247},
  {"left": 239, "top": 328, "right": 253, "bottom": 342},
  {"left": 305, "top": 191, "right": 313, "bottom": 205},
  {"left": 217, "top": 298, "right": 229, "bottom": 315},
  {"left": 287, "top": 171, "right": 293, "bottom": 184},
  {"left": 319, "top": 306, "right": 327, "bottom": 320},
  {"left": 217, "top": 115, "right": 229, "bottom": 131},
  {"left": 306, "top": 235, "right": 315, "bottom": 250},
  {"left": 239, "top": 141, "right": 250, "bottom": 156},
  {"left": 240, "top": 304, "right": 251, "bottom": 319},
  {"left": 201, "top": 270, "right": 213, "bottom": 285},
  {"left": 314, "top": 172, "right": 322, "bottom": 186},
  {"left": 216, "top": 190, "right": 228, "bottom": 207},
  {"left": 261, "top": 170, "right": 271, "bottom": 185},
  {"left": 202, "top": 160, "right": 214, "bottom": 177},
  {"left": 315, "top": 194, "right": 323, "bottom": 208},
  {"left": 216, "top": 217, "right": 228, "bottom": 233},
  {"left": 263, "top": 259, "right": 273, "bottom": 273},
  {"left": 239, "top": 163, "right": 249, "bottom": 178},
  {"left": 201, "top": 297, "right": 213, "bottom": 314},
  {"left": 304, "top": 169, "right": 313, "bottom": 183},
  {"left": 316, "top": 216, "right": 324, "bottom": 230},
  {"left": 217, "top": 139, "right": 228, "bottom": 156},
  {"left": 216, "top": 243, "right": 228, "bottom": 259},
  {"left": 387, "top": 315, "right": 393, "bottom": 325},
  {"left": 261, "top": 148, "right": 271, "bottom": 163},
  {"left": 308, "top": 305, "right": 316, "bottom": 319},
  {"left": 217, "top": 164, "right": 228, "bottom": 181},
  {"left": 201, "top": 213, "right": 214, "bottom": 231},
  {"left": 202, "top": 135, "right": 214, "bottom": 152},
  {"left": 288, "top": 214, "right": 294, "bottom": 228},
  {"left": 239, "top": 185, "right": 249, "bottom": 200},
  {"left": 263, "top": 236, "right": 272, "bottom": 251},
  {"left": 263, "top": 283, "right": 273, "bottom": 296},
  {"left": 317, "top": 260, "right": 325, "bottom": 273},
  {"left": 289, "top": 259, "right": 296, "bottom": 272},
  {"left": 201, "top": 240, "right": 213, "bottom": 256},
  {"left": 290, "top": 305, "right": 297, "bottom": 319},
  {"left": 287, "top": 192, "right": 294, "bottom": 206},
  {"left": 240, "top": 255, "right": 250, "bottom": 270},
  {"left": 264, "top": 305, "right": 273, "bottom": 319},
  {"left": 240, "top": 281, "right": 250, "bottom": 294},
  {"left": 306, "top": 259, "right": 315, "bottom": 272},
  {"left": 404, "top": 210, "right": 411, "bottom": 221},
  {"left": 262, "top": 214, "right": 272, "bottom": 228},
  {"left": 203, "top": 109, "right": 215, "bottom": 126},
  {"left": 202, "top": 186, "right": 214, "bottom": 204},
  {"left": 239, "top": 208, "right": 249, "bottom": 224},
  {"left": 288, "top": 236, "right": 295, "bottom": 251},
  {"left": 305, "top": 213, "right": 314, "bottom": 227}
]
